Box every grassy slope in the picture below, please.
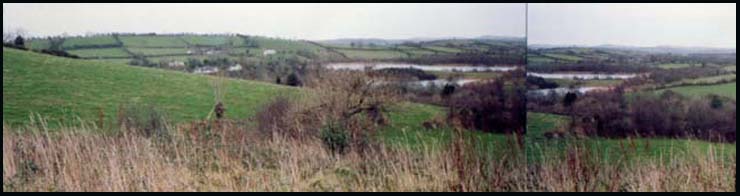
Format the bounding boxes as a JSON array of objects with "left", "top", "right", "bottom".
[
  {"left": 3, "top": 48, "right": 444, "bottom": 144},
  {"left": 335, "top": 49, "right": 408, "bottom": 60},
  {"left": 119, "top": 35, "right": 188, "bottom": 48},
  {"left": 127, "top": 47, "right": 189, "bottom": 56},
  {"left": 181, "top": 35, "right": 244, "bottom": 46},
  {"left": 658, "top": 63, "right": 695, "bottom": 69},
  {"left": 67, "top": 48, "right": 132, "bottom": 58},
  {"left": 26, "top": 39, "right": 51, "bottom": 50},
  {"left": 380, "top": 103, "right": 512, "bottom": 154},
  {"left": 3, "top": 47, "right": 297, "bottom": 126},
  {"left": 62, "top": 36, "right": 119, "bottom": 48}
]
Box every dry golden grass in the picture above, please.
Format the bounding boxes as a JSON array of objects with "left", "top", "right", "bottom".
[{"left": 2, "top": 120, "right": 735, "bottom": 192}]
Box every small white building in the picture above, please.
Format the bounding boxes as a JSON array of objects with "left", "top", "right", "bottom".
[
  {"left": 228, "top": 64, "right": 243, "bottom": 72},
  {"left": 193, "top": 66, "right": 219, "bottom": 74},
  {"left": 168, "top": 61, "right": 185, "bottom": 67},
  {"left": 263, "top": 49, "right": 277, "bottom": 56}
]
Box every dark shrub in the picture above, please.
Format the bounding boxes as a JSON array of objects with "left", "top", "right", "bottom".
[
  {"left": 526, "top": 75, "right": 559, "bottom": 89},
  {"left": 563, "top": 92, "right": 578, "bottom": 107},
  {"left": 441, "top": 83, "right": 456, "bottom": 97},
  {"left": 631, "top": 91, "right": 688, "bottom": 137},
  {"left": 448, "top": 78, "right": 526, "bottom": 134},
  {"left": 14, "top": 36, "right": 24, "bottom": 48},
  {"left": 710, "top": 94, "right": 724, "bottom": 109},
  {"left": 286, "top": 72, "right": 303, "bottom": 87},
  {"left": 571, "top": 89, "right": 632, "bottom": 137},
  {"left": 320, "top": 123, "right": 350, "bottom": 154},
  {"left": 369, "top": 68, "right": 437, "bottom": 81},
  {"left": 214, "top": 102, "right": 226, "bottom": 119},
  {"left": 564, "top": 88, "right": 735, "bottom": 142}
]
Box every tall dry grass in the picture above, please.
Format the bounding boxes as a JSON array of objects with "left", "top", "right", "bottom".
[{"left": 2, "top": 119, "right": 735, "bottom": 192}]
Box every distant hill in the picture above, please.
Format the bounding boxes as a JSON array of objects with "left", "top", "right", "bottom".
[
  {"left": 593, "top": 45, "right": 736, "bottom": 55},
  {"left": 530, "top": 43, "right": 736, "bottom": 55},
  {"left": 317, "top": 35, "right": 524, "bottom": 46}
]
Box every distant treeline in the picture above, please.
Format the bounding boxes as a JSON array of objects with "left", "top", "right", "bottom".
[
  {"left": 529, "top": 48, "right": 736, "bottom": 72},
  {"left": 368, "top": 68, "right": 438, "bottom": 81},
  {"left": 399, "top": 53, "right": 524, "bottom": 66}
]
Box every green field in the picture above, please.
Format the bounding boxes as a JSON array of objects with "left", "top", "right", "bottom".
[
  {"left": 654, "top": 82, "right": 736, "bottom": 100},
  {"left": 658, "top": 63, "right": 696, "bottom": 69},
  {"left": 66, "top": 48, "right": 131, "bottom": 58},
  {"left": 128, "top": 47, "right": 189, "bottom": 56},
  {"left": 677, "top": 74, "right": 736, "bottom": 84},
  {"left": 62, "top": 36, "right": 119, "bottom": 49},
  {"left": 119, "top": 35, "right": 188, "bottom": 47},
  {"left": 380, "top": 103, "right": 512, "bottom": 155},
  {"left": 423, "top": 46, "right": 462, "bottom": 53},
  {"left": 251, "top": 37, "right": 322, "bottom": 51},
  {"left": 396, "top": 46, "right": 437, "bottom": 56},
  {"left": 26, "top": 39, "right": 52, "bottom": 50},
  {"left": 145, "top": 55, "right": 202, "bottom": 63},
  {"left": 549, "top": 78, "right": 622, "bottom": 87},
  {"left": 181, "top": 35, "right": 244, "bottom": 46},
  {"left": 542, "top": 53, "right": 583, "bottom": 61},
  {"left": 527, "top": 55, "right": 556, "bottom": 64},
  {"left": 90, "top": 58, "right": 135, "bottom": 65},
  {"left": 335, "top": 48, "right": 408, "bottom": 60},
  {"left": 526, "top": 112, "right": 569, "bottom": 137}
]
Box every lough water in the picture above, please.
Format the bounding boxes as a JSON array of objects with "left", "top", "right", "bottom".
[
  {"left": 527, "top": 72, "right": 638, "bottom": 80},
  {"left": 325, "top": 62, "right": 518, "bottom": 72}
]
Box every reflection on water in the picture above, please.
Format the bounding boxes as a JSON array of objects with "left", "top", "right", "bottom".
[
  {"left": 528, "top": 72, "right": 638, "bottom": 80},
  {"left": 412, "top": 79, "right": 479, "bottom": 87},
  {"left": 325, "top": 63, "right": 518, "bottom": 72},
  {"left": 528, "top": 86, "right": 609, "bottom": 96}
]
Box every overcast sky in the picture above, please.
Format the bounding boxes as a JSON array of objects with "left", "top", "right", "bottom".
[
  {"left": 528, "top": 3, "right": 736, "bottom": 48},
  {"left": 3, "top": 3, "right": 525, "bottom": 40}
]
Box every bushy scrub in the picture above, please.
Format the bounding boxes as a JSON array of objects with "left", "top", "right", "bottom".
[
  {"left": 320, "top": 123, "right": 350, "bottom": 154},
  {"left": 116, "top": 102, "right": 170, "bottom": 139}
]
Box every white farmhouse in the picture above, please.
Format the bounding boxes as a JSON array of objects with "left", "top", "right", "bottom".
[
  {"left": 263, "top": 49, "right": 277, "bottom": 56},
  {"left": 228, "top": 64, "right": 243, "bottom": 72},
  {"left": 168, "top": 61, "right": 185, "bottom": 68},
  {"left": 193, "top": 66, "right": 219, "bottom": 74}
]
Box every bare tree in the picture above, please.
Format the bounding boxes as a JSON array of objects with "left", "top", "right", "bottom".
[
  {"left": 309, "top": 71, "right": 400, "bottom": 124},
  {"left": 4, "top": 28, "right": 27, "bottom": 44},
  {"left": 3, "top": 31, "right": 12, "bottom": 43}
]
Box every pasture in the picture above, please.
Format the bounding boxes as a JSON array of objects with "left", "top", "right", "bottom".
[{"left": 654, "top": 82, "right": 736, "bottom": 100}]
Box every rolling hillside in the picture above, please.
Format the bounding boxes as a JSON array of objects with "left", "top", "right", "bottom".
[
  {"left": 26, "top": 34, "right": 526, "bottom": 66},
  {"left": 3, "top": 47, "right": 447, "bottom": 138},
  {"left": 3, "top": 47, "right": 299, "bottom": 126}
]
